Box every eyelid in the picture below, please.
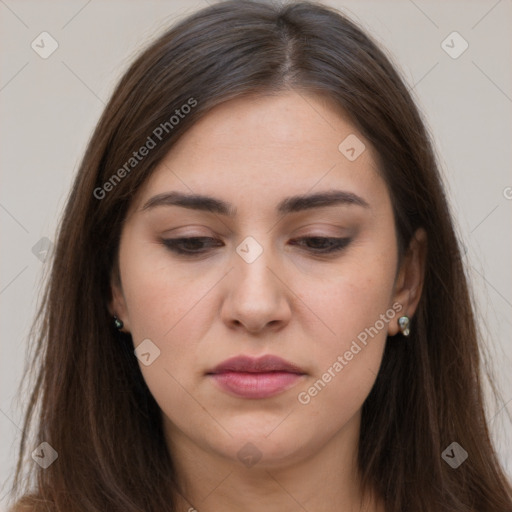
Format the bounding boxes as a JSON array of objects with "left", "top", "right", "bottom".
[
  {"left": 160, "top": 235, "right": 352, "bottom": 257},
  {"left": 164, "top": 222, "right": 351, "bottom": 237}
]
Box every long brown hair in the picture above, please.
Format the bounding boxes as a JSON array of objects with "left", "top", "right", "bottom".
[{"left": 8, "top": 1, "right": 512, "bottom": 510}]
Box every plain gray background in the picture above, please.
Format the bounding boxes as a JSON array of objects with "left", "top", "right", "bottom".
[{"left": 1, "top": 0, "right": 511, "bottom": 504}]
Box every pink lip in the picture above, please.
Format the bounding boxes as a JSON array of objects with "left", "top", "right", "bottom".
[{"left": 207, "top": 355, "right": 306, "bottom": 399}]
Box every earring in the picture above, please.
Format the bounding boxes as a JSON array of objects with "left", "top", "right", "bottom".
[
  {"left": 113, "top": 315, "right": 124, "bottom": 330},
  {"left": 398, "top": 316, "right": 410, "bottom": 337}
]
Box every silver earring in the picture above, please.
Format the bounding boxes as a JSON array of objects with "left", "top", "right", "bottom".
[
  {"left": 113, "top": 315, "right": 124, "bottom": 330},
  {"left": 398, "top": 316, "right": 410, "bottom": 337}
]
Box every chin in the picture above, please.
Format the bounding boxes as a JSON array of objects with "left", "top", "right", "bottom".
[{"left": 212, "top": 421, "right": 317, "bottom": 469}]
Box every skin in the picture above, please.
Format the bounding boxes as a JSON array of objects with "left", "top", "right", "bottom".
[{"left": 109, "top": 90, "right": 426, "bottom": 512}]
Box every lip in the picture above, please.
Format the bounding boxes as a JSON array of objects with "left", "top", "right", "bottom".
[
  {"left": 207, "top": 355, "right": 306, "bottom": 399},
  {"left": 209, "top": 354, "right": 305, "bottom": 374}
]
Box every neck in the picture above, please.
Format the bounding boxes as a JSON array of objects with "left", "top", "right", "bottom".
[{"left": 165, "top": 412, "right": 384, "bottom": 512}]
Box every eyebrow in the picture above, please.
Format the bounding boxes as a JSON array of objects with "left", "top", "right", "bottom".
[{"left": 141, "top": 189, "right": 370, "bottom": 216}]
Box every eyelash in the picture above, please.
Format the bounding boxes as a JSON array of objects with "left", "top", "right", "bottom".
[{"left": 161, "top": 236, "right": 351, "bottom": 257}]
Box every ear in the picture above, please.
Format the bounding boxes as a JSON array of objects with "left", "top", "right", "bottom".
[
  {"left": 107, "top": 265, "right": 131, "bottom": 333},
  {"left": 388, "top": 228, "right": 427, "bottom": 336}
]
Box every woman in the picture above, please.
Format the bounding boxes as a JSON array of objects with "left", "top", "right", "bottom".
[{"left": 9, "top": 0, "right": 512, "bottom": 511}]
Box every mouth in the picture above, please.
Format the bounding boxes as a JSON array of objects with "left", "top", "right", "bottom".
[{"left": 206, "top": 354, "right": 306, "bottom": 399}]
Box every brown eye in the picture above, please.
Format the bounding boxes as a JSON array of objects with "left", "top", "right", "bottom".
[
  {"left": 162, "top": 237, "right": 222, "bottom": 255},
  {"left": 289, "top": 237, "right": 351, "bottom": 254},
  {"left": 161, "top": 236, "right": 351, "bottom": 257}
]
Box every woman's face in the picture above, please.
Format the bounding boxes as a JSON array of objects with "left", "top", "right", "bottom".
[{"left": 110, "top": 90, "right": 422, "bottom": 470}]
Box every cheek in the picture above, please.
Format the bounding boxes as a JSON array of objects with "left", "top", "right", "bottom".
[
  {"left": 119, "top": 242, "right": 221, "bottom": 394},
  {"left": 120, "top": 250, "right": 217, "bottom": 427},
  {"left": 291, "top": 298, "right": 389, "bottom": 443},
  {"left": 305, "top": 251, "right": 397, "bottom": 352},
  {"left": 120, "top": 239, "right": 206, "bottom": 339},
  {"left": 292, "top": 250, "right": 396, "bottom": 420}
]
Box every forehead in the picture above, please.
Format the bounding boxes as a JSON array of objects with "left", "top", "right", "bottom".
[
  {"left": 129, "top": 90, "right": 387, "bottom": 217},
  {"left": 168, "top": 90, "right": 369, "bottom": 161}
]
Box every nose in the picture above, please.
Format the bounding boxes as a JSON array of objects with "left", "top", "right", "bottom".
[{"left": 220, "top": 240, "right": 292, "bottom": 335}]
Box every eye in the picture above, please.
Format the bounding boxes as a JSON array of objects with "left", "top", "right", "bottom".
[
  {"left": 161, "top": 236, "right": 351, "bottom": 256},
  {"left": 161, "top": 237, "right": 222, "bottom": 255},
  {"left": 289, "top": 236, "right": 352, "bottom": 254}
]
